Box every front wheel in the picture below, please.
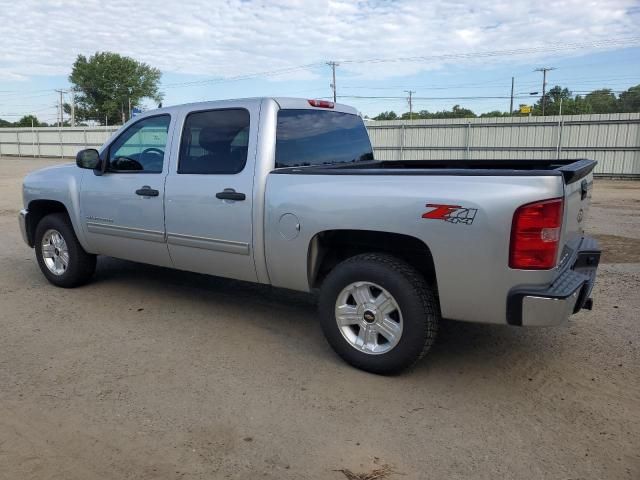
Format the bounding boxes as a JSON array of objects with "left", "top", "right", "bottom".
[
  {"left": 318, "top": 253, "right": 440, "bottom": 374},
  {"left": 34, "top": 213, "right": 96, "bottom": 288}
]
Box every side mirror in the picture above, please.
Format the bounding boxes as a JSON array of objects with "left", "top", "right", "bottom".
[{"left": 76, "top": 149, "right": 101, "bottom": 170}]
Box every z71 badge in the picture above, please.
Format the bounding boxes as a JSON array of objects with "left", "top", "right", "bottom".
[{"left": 422, "top": 204, "right": 477, "bottom": 225}]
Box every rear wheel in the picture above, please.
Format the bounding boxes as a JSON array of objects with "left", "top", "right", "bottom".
[
  {"left": 318, "top": 253, "right": 439, "bottom": 374},
  {"left": 34, "top": 213, "right": 96, "bottom": 288}
]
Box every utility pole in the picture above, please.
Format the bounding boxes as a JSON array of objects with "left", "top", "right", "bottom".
[
  {"left": 405, "top": 90, "right": 415, "bottom": 120},
  {"left": 534, "top": 67, "right": 555, "bottom": 116},
  {"left": 326, "top": 61, "right": 339, "bottom": 103},
  {"left": 70, "top": 93, "right": 76, "bottom": 127},
  {"left": 128, "top": 87, "right": 133, "bottom": 121},
  {"left": 509, "top": 76, "right": 514, "bottom": 115},
  {"left": 54, "top": 89, "right": 66, "bottom": 127}
]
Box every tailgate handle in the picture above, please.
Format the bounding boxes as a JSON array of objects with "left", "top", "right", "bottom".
[{"left": 581, "top": 180, "right": 588, "bottom": 200}]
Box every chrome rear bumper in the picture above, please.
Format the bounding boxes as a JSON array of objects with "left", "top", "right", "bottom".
[{"left": 507, "top": 236, "right": 600, "bottom": 326}]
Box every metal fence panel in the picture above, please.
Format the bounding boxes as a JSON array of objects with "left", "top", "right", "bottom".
[
  {"left": 366, "top": 113, "right": 640, "bottom": 176},
  {"left": 1, "top": 113, "right": 639, "bottom": 176}
]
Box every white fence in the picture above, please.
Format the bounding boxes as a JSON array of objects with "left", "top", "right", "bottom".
[
  {"left": 367, "top": 113, "right": 640, "bottom": 176},
  {"left": 1, "top": 113, "right": 639, "bottom": 176},
  {"left": 0, "top": 126, "right": 116, "bottom": 158}
]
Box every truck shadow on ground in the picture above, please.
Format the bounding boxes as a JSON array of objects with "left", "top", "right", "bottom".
[{"left": 92, "top": 256, "right": 560, "bottom": 377}]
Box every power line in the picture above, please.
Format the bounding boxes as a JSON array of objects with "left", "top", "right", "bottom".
[
  {"left": 337, "top": 37, "right": 640, "bottom": 65},
  {"left": 157, "top": 37, "right": 640, "bottom": 90},
  {"left": 334, "top": 94, "right": 551, "bottom": 100}
]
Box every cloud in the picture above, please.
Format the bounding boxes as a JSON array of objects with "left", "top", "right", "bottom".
[{"left": 0, "top": 0, "right": 638, "bottom": 83}]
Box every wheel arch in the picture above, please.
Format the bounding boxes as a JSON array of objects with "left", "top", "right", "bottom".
[
  {"left": 25, "top": 199, "right": 70, "bottom": 247},
  {"left": 307, "top": 229, "right": 438, "bottom": 291}
]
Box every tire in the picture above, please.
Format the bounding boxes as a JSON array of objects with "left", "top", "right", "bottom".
[
  {"left": 34, "top": 212, "right": 96, "bottom": 288},
  {"left": 318, "top": 253, "right": 439, "bottom": 374}
]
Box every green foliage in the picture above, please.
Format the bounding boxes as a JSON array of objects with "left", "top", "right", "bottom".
[
  {"left": 480, "top": 110, "right": 511, "bottom": 118},
  {"left": 69, "top": 52, "right": 163, "bottom": 125},
  {"left": 531, "top": 86, "right": 591, "bottom": 115},
  {"left": 14, "top": 115, "right": 43, "bottom": 127},
  {"left": 373, "top": 111, "right": 398, "bottom": 120},
  {"left": 0, "top": 115, "right": 49, "bottom": 127},
  {"left": 618, "top": 85, "right": 640, "bottom": 113},
  {"left": 371, "top": 84, "right": 640, "bottom": 119},
  {"left": 585, "top": 89, "right": 618, "bottom": 114}
]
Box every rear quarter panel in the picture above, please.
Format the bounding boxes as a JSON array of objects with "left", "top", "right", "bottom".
[{"left": 265, "top": 173, "right": 565, "bottom": 325}]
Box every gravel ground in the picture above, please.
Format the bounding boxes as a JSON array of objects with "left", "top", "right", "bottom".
[{"left": 0, "top": 157, "right": 638, "bottom": 480}]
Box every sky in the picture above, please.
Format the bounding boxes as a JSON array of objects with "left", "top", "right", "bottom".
[{"left": 0, "top": 0, "right": 639, "bottom": 123}]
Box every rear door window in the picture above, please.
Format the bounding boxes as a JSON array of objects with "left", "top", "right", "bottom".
[
  {"left": 178, "top": 109, "right": 250, "bottom": 174},
  {"left": 275, "top": 109, "right": 373, "bottom": 168}
]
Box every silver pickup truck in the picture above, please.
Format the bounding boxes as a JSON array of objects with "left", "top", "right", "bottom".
[{"left": 19, "top": 97, "right": 601, "bottom": 373}]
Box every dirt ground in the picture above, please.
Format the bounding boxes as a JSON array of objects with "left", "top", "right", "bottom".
[{"left": 0, "top": 157, "right": 638, "bottom": 480}]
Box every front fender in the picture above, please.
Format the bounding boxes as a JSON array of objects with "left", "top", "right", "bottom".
[{"left": 23, "top": 164, "right": 91, "bottom": 252}]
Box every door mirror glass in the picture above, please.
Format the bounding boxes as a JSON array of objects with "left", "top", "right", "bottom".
[{"left": 76, "top": 149, "right": 101, "bottom": 169}]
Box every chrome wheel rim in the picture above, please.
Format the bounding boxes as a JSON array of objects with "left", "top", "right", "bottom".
[
  {"left": 335, "top": 281, "right": 403, "bottom": 355},
  {"left": 41, "top": 229, "right": 69, "bottom": 276}
]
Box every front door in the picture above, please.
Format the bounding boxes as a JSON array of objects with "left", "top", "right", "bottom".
[
  {"left": 164, "top": 107, "right": 258, "bottom": 282},
  {"left": 79, "top": 114, "right": 173, "bottom": 267}
]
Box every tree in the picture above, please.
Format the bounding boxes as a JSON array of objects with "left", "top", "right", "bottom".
[
  {"left": 69, "top": 52, "right": 163, "bottom": 125},
  {"left": 480, "top": 110, "right": 510, "bottom": 117},
  {"left": 373, "top": 111, "right": 398, "bottom": 120},
  {"left": 531, "top": 86, "right": 592, "bottom": 115},
  {"left": 585, "top": 89, "right": 618, "bottom": 114},
  {"left": 14, "top": 115, "right": 43, "bottom": 127},
  {"left": 618, "top": 84, "right": 640, "bottom": 113}
]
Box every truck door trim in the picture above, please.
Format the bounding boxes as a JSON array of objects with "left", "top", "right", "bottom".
[
  {"left": 166, "top": 232, "right": 250, "bottom": 255},
  {"left": 86, "top": 222, "right": 165, "bottom": 243}
]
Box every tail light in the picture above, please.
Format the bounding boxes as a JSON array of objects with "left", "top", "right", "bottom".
[
  {"left": 308, "top": 99, "right": 334, "bottom": 108},
  {"left": 510, "top": 198, "right": 564, "bottom": 270}
]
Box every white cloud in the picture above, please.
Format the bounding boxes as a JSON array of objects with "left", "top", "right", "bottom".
[{"left": 0, "top": 0, "right": 638, "bottom": 83}]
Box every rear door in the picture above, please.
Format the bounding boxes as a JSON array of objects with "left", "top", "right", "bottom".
[
  {"left": 80, "top": 114, "right": 173, "bottom": 267},
  {"left": 164, "top": 104, "right": 259, "bottom": 282}
]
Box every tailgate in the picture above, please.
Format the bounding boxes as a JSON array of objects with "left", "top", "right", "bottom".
[{"left": 558, "top": 159, "right": 597, "bottom": 258}]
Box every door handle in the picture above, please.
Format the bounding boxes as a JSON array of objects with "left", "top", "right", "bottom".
[
  {"left": 136, "top": 186, "right": 159, "bottom": 197},
  {"left": 216, "top": 188, "right": 246, "bottom": 201}
]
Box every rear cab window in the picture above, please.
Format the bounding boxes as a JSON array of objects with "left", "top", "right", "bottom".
[{"left": 275, "top": 109, "right": 373, "bottom": 169}]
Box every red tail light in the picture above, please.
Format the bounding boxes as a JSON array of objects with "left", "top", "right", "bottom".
[
  {"left": 308, "top": 99, "right": 334, "bottom": 108},
  {"left": 510, "top": 198, "right": 564, "bottom": 270}
]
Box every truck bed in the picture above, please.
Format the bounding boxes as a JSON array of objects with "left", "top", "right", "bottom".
[{"left": 272, "top": 158, "right": 597, "bottom": 184}]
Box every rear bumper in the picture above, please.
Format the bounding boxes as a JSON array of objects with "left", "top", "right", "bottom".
[
  {"left": 507, "top": 236, "right": 600, "bottom": 326},
  {"left": 18, "top": 209, "right": 31, "bottom": 246}
]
